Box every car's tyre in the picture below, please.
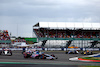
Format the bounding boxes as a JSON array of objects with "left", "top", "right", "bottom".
[
  {"left": 90, "top": 52, "right": 93, "bottom": 55},
  {"left": 22, "top": 52, "right": 24, "bottom": 54},
  {"left": 24, "top": 55, "right": 28, "bottom": 58},
  {"left": 9, "top": 50, "right": 12, "bottom": 56},
  {"left": 24, "top": 53, "right": 28, "bottom": 58},
  {"left": 10, "top": 51, "right": 12, "bottom": 56},
  {"left": 56, "top": 57, "right": 58, "bottom": 59},
  {"left": 0, "top": 50, "right": 2, "bottom": 55},
  {"left": 3, "top": 50, "right": 5, "bottom": 54},
  {"left": 65, "top": 52, "right": 68, "bottom": 54},
  {"left": 81, "top": 52, "right": 84, "bottom": 54},
  {"left": 24, "top": 56, "right": 27, "bottom": 58},
  {"left": 69, "top": 52, "right": 73, "bottom": 54},
  {"left": 50, "top": 58, "right": 54, "bottom": 60},
  {"left": 44, "top": 57, "right": 46, "bottom": 59},
  {"left": 35, "top": 56, "right": 39, "bottom": 59},
  {"left": 22, "top": 51, "right": 25, "bottom": 54},
  {"left": 39, "top": 56, "right": 41, "bottom": 59}
]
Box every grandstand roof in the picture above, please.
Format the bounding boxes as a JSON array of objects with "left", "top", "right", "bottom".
[{"left": 33, "top": 22, "right": 100, "bottom": 29}]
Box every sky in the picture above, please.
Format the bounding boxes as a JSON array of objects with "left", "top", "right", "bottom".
[{"left": 0, "top": 0, "right": 100, "bottom": 37}]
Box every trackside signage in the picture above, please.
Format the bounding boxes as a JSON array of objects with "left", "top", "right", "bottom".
[
  {"left": 47, "top": 48, "right": 61, "bottom": 51},
  {"left": 85, "top": 48, "right": 99, "bottom": 51},
  {"left": 67, "top": 48, "right": 80, "bottom": 50},
  {"left": 36, "top": 48, "right": 42, "bottom": 50}
]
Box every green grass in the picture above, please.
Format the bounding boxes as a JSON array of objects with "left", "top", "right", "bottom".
[
  {"left": 82, "top": 66, "right": 100, "bottom": 67},
  {"left": 80, "top": 57, "right": 100, "bottom": 60}
]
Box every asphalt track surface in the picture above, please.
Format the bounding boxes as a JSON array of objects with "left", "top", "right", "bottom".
[{"left": 0, "top": 51, "right": 100, "bottom": 67}]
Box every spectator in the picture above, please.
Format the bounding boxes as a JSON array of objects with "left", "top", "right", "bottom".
[{"left": 33, "top": 28, "right": 100, "bottom": 39}]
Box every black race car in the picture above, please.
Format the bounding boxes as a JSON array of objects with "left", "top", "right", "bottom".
[
  {"left": 66, "top": 50, "right": 79, "bottom": 54},
  {"left": 81, "top": 50, "right": 93, "bottom": 55}
]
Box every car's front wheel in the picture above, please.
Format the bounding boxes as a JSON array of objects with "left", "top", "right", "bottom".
[{"left": 35, "top": 56, "right": 39, "bottom": 59}]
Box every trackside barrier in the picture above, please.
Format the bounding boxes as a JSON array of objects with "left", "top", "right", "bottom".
[
  {"left": 0, "top": 48, "right": 2, "bottom": 50},
  {"left": 36, "top": 48, "right": 42, "bottom": 50},
  {"left": 64, "top": 48, "right": 66, "bottom": 51},
  {"left": 10, "top": 48, "right": 22, "bottom": 50},
  {"left": 0, "top": 48, "right": 100, "bottom": 51},
  {"left": 0, "top": 48, "right": 22, "bottom": 50},
  {"left": 47, "top": 48, "right": 62, "bottom": 51},
  {"left": 67, "top": 48, "right": 80, "bottom": 51},
  {"left": 85, "top": 48, "right": 100, "bottom": 51},
  {"left": 45, "top": 48, "right": 48, "bottom": 51}
]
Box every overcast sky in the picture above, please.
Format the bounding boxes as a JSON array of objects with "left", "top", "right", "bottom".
[{"left": 0, "top": 0, "right": 100, "bottom": 37}]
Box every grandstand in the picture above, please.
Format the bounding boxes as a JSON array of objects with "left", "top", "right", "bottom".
[
  {"left": 33, "top": 22, "right": 100, "bottom": 48},
  {"left": 0, "top": 30, "right": 11, "bottom": 47}
]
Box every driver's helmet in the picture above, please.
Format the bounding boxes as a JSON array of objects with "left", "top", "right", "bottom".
[
  {"left": 87, "top": 50, "right": 89, "bottom": 52},
  {"left": 51, "top": 54, "right": 55, "bottom": 57},
  {"left": 4, "top": 48, "right": 9, "bottom": 51},
  {"left": 36, "top": 51, "right": 39, "bottom": 54}
]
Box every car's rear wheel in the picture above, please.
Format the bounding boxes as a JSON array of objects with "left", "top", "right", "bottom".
[
  {"left": 9, "top": 50, "right": 12, "bottom": 56},
  {"left": 56, "top": 57, "right": 58, "bottom": 59},
  {"left": 50, "top": 58, "right": 54, "bottom": 60},
  {"left": 90, "top": 52, "right": 93, "bottom": 55},
  {"left": 65, "top": 51, "right": 68, "bottom": 54},
  {"left": 24, "top": 56, "right": 27, "bottom": 58},
  {"left": 24, "top": 54, "right": 28, "bottom": 58},
  {"left": 0, "top": 50, "right": 2, "bottom": 55}
]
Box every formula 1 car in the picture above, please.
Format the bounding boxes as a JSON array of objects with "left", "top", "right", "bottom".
[
  {"left": 66, "top": 50, "right": 79, "bottom": 54},
  {"left": 81, "top": 50, "right": 93, "bottom": 55},
  {"left": 0, "top": 48, "right": 12, "bottom": 56},
  {"left": 43, "top": 54, "right": 58, "bottom": 60},
  {"left": 23, "top": 49, "right": 33, "bottom": 58},
  {"left": 23, "top": 51, "right": 32, "bottom": 58},
  {"left": 30, "top": 51, "right": 58, "bottom": 60},
  {"left": 23, "top": 49, "right": 58, "bottom": 60}
]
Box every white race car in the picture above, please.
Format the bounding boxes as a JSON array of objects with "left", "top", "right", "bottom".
[
  {"left": 26, "top": 51, "right": 58, "bottom": 60},
  {"left": 0, "top": 48, "right": 12, "bottom": 56},
  {"left": 44, "top": 54, "right": 58, "bottom": 60}
]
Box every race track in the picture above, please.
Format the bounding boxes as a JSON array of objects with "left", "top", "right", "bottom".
[{"left": 0, "top": 51, "right": 100, "bottom": 67}]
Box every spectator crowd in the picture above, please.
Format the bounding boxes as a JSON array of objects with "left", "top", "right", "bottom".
[
  {"left": 34, "top": 28, "right": 100, "bottom": 38},
  {"left": 0, "top": 30, "right": 10, "bottom": 41}
]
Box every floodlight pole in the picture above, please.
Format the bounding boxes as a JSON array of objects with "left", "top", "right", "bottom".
[
  {"left": 82, "top": 30, "right": 83, "bottom": 48},
  {"left": 17, "top": 23, "right": 18, "bottom": 37}
]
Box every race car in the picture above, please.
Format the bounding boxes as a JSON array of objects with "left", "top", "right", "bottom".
[
  {"left": 43, "top": 54, "right": 58, "bottom": 60},
  {"left": 23, "top": 49, "right": 33, "bottom": 58},
  {"left": 23, "top": 49, "right": 58, "bottom": 60},
  {"left": 0, "top": 48, "right": 12, "bottom": 56},
  {"left": 31, "top": 53, "right": 58, "bottom": 60},
  {"left": 30, "top": 51, "right": 58, "bottom": 60},
  {"left": 66, "top": 50, "right": 79, "bottom": 54},
  {"left": 81, "top": 50, "right": 93, "bottom": 55},
  {"left": 23, "top": 51, "right": 32, "bottom": 58}
]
